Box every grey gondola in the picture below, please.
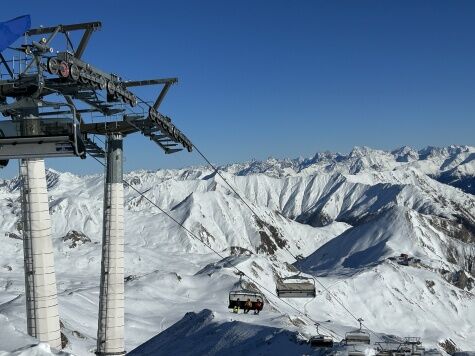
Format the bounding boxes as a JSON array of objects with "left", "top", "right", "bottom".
[{"left": 276, "top": 274, "right": 316, "bottom": 298}]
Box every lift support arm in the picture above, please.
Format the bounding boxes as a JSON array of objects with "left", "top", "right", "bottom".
[{"left": 26, "top": 21, "right": 102, "bottom": 36}]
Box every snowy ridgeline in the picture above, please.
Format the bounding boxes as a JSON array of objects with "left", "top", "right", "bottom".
[{"left": 0, "top": 145, "right": 474, "bottom": 355}]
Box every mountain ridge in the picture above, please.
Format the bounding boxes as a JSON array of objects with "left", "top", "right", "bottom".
[{"left": 0, "top": 144, "right": 474, "bottom": 354}]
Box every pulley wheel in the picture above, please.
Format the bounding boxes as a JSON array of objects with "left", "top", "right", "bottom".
[
  {"left": 106, "top": 80, "right": 116, "bottom": 95},
  {"left": 98, "top": 77, "right": 106, "bottom": 90},
  {"left": 59, "top": 61, "right": 70, "bottom": 78},
  {"left": 79, "top": 69, "right": 89, "bottom": 84},
  {"left": 47, "top": 57, "right": 59, "bottom": 75},
  {"left": 69, "top": 64, "right": 80, "bottom": 81},
  {"left": 90, "top": 74, "right": 100, "bottom": 89},
  {"left": 116, "top": 87, "right": 125, "bottom": 101},
  {"left": 130, "top": 96, "right": 137, "bottom": 107}
]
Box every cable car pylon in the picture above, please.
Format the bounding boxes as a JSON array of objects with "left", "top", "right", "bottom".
[
  {"left": 1, "top": 17, "right": 193, "bottom": 352},
  {"left": 96, "top": 133, "right": 125, "bottom": 355},
  {"left": 20, "top": 157, "right": 61, "bottom": 349}
]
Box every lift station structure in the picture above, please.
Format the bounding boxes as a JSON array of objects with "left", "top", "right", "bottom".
[{"left": 0, "top": 17, "right": 192, "bottom": 354}]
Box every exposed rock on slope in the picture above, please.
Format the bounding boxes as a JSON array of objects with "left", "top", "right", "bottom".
[{"left": 0, "top": 145, "right": 474, "bottom": 353}]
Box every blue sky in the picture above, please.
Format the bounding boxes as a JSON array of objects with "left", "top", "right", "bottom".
[{"left": 1, "top": 1, "right": 474, "bottom": 177}]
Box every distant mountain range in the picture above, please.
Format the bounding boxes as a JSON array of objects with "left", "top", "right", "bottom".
[{"left": 0, "top": 145, "right": 474, "bottom": 355}]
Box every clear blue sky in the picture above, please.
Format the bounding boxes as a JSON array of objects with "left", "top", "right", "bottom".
[{"left": 2, "top": 0, "right": 474, "bottom": 177}]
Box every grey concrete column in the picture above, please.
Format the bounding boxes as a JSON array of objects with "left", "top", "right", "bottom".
[
  {"left": 96, "top": 133, "right": 125, "bottom": 355},
  {"left": 20, "top": 158, "right": 62, "bottom": 349}
]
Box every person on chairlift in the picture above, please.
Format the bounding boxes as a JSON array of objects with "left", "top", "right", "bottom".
[
  {"left": 233, "top": 298, "right": 240, "bottom": 313},
  {"left": 244, "top": 298, "right": 253, "bottom": 314},
  {"left": 254, "top": 299, "right": 262, "bottom": 314}
]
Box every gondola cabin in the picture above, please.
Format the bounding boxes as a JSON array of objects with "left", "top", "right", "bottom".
[
  {"left": 228, "top": 290, "right": 264, "bottom": 311},
  {"left": 345, "top": 330, "right": 370, "bottom": 345},
  {"left": 276, "top": 275, "right": 316, "bottom": 298},
  {"left": 0, "top": 117, "right": 86, "bottom": 163},
  {"left": 309, "top": 335, "right": 334, "bottom": 348}
]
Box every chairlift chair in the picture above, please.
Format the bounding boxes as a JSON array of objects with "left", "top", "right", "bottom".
[
  {"left": 309, "top": 335, "right": 334, "bottom": 348},
  {"left": 276, "top": 274, "right": 316, "bottom": 298},
  {"left": 423, "top": 351, "right": 441, "bottom": 356},
  {"left": 348, "top": 351, "right": 365, "bottom": 356},
  {"left": 309, "top": 323, "right": 334, "bottom": 348},
  {"left": 345, "top": 318, "right": 370, "bottom": 345},
  {"left": 228, "top": 290, "right": 264, "bottom": 311},
  {"left": 404, "top": 337, "right": 421, "bottom": 345},
  {"left": 228, "top": 272, "right": 264, "bottom": 312},
  {"left": 404, "top": 337, "right": 424, "bottom": 356},
  {"left": 393, "top": 351, "right": 412, "bottom": 356},
  {"left": 345, "top": 330, "right": 370, "bottom": 345}
]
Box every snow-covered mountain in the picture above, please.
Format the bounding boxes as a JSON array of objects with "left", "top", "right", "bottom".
[{"left": 0, "top": 145, "right": 474, "bottom": 355}]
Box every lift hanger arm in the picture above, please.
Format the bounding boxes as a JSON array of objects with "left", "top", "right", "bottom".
[
  {"left": 124, "top": 78, "right": 178, "bottom": 87},
  {"left": 65, "top": 96, "right": 84, "bottom": 124},
  {"left": 26, "top": 21, "right": 101, "bottom": 36},
  {"left": 75, "top": 28, "right": 94, "bottom": 59},
  {"left": 153, "top": 81, "right": 172, "bottom": 110},
  {"left": 123, "top": 77, "right": 177, "bottom": 109},
  {"left": 22, "top": 26, "right": 61, "bottom": 74}
]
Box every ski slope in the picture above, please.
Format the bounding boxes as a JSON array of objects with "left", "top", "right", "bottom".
[{"left": 0, "top": 145, "right": 474, "bottom": 354}]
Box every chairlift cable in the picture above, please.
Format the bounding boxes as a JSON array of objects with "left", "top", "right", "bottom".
[
  {"left": 87, "top": 91, "right": 365, "bottom": 342},
  {"left": 41, "top": 86, "right": 377, "bottom": 342},
  {"left": 191, "top": 144, "right": 302, "bottom": 261},
  {"left": 190, "top": 143, "right": 387, "bottom": 342},
  {"left": 309, "top": 275, "right": 383, "bottom": 341},
  {"left": 86, "top": 152, "right": 343, "bottom": 340}
]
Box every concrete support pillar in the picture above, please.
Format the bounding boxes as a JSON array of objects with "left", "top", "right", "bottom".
[
  {"left": 96, "top": 133, "right": 125, "bottom": 355},
  {"left": 20, "top": 158, "right": 62, "bottom": 349}
]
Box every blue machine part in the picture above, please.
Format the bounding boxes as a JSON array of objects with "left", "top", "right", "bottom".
[{"left": 0, "top": 15, "right": 31, "bottom": 52}]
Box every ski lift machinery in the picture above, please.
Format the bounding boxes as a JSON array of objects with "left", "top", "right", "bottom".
[
  {"left": 0, "top": 18, "right": 194, "bottom": 353},
  {"left": 0, "top": 100, "right": 86, "bottom": 166},
  {"left": 228, "top": 272, "right": 264, "bottom": 312},
  {"left": 276, "top": 273, "right": 316, "bottom": 298}
]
